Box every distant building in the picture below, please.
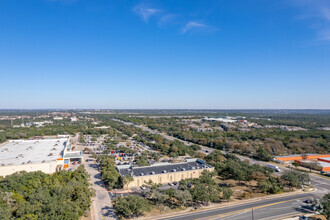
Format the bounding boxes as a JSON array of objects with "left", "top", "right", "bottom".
[
  {"left": 70, "top": 117, "right": 78, "bottom": 122},
  {"left": 275, "top": 154, "right": 330, "bottom": 162},
  {"left": 117, "top": 159, "right": 214, "bottom": 189},
  {"left": 295, "top": 159, "right": 330, "bottom": 172},
  {"left": 205, "top": 117, "right": 237, "bottom": 123}
]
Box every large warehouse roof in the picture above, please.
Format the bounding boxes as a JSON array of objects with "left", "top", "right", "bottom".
[
  {"left": 117, "top": 159, "right": 213, "bottom": 177},
  {"left": 0, "top": 138, "right": 67, "bottom": 166}
]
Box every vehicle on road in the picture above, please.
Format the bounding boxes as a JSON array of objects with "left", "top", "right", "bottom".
[
  {"left": 303, "top": 199, "right": 313, "bottom": 204},
  {"left": 168, "top": 182, "right": 174, "bottom": 186},
  {"left": 268, "top": 164, "right": 281, "bottom": 172},
  {"left": 140, "top": 186, "right": 146, "bottom": 190}
]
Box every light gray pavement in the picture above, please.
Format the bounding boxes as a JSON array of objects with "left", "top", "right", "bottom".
[
  {"left": 160, "top": 192, "right": 317, "bottom": 220},
  {"left": 84, "top": 154, "right": 116, "bottom": 220}
]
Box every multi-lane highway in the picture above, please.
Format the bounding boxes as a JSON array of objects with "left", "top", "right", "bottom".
[{"left": 161, "top": 193, "right": 316, "bottom": 220}]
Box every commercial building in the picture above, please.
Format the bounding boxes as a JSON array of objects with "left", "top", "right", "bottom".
[
  {"left": 0, "top": 136, "right": 83, "bottom": 177},
  {"left": 274, "top": 154, "right": 330, "bottom": 162},
  {"left": 318, "top": 157, "right": 330, "bottom": 163},
  {"left": 117, "top": 159, "right": 214, "bottom": 189},
  {"left": 294, "top": 159, "right": 330, "bottom": 172}
]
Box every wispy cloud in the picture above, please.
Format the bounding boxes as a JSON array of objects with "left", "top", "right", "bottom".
[
  {"left": 133, "top": 3, "right": 215, "bottom": 35},
  {"left": 158, "top": 14, "right": 179, "bottom": 26},
  {"left": 291, "top": 0, "right": 330, "bottom": 41},
  {"left": 321, "top": 7, "right": 330, "bottom": 20},
  {"left": 181, "top": 21, "right": 210, "bottom": 34},
  {"left": 133, "top": 4, "right": 160, "bottom": 22}
]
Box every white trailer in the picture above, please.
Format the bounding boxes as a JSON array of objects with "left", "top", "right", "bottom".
[{"left": 268, "top": 164, "right": 281, "bottom": 172}]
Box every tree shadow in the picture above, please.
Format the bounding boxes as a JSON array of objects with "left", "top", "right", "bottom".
[
  {"left": 89, "top": 164, "right": 99, "bottom": 169},
  {"left": 94, "top": 173, "right": 102, "bottom": 179},
  {"left": 101, "top": 206, "right": 115, "bottom": 217},
  {"left": 293, "top": 205, "right": 314, "bottom": 213}
]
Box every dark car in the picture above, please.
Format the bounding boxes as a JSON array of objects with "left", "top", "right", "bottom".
[{"left": 303, "top": 199, "right": 313, "bottom": 204}]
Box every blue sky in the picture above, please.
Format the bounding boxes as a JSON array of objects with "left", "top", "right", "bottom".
[{"left": 0, "top": 0, "right": 330, "bottom": 109}]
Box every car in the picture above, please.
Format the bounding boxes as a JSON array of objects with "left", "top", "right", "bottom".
[
  {"left": 205, "top": 150, "right": 209, "bottom": 153},
  {"left": 140, "top": 186, "right": 146, "bottom": 190},
  {"left": 168, "top": 182, "right": 174, "bottom": 186},
  {"left": 68, "top": 168, "right": 72, "bottom": 171},
  {"left": 303, "top": 199, "right": 313, "bottom": 204},
  {"left": 173, "top": 182, "right": 178, "bottom": 185}
]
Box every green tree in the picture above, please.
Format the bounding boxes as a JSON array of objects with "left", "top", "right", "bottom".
[
  {"left": 113, "top": 195, "right": 150, "bottom": 219},
  {"left": 222, "top": 187, "right": 233, "bottom": 201},
  {"left": 121, "top": 174, "right": 134, "bottom": 189},
  {"left": 315, "top": 193, "right": 330, "bottom": 220}
]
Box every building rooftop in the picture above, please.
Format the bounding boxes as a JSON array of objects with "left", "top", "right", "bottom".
[
  {"left": 117, "top": 159, "right": 212, "bottom": 177},
  {"left": 0, "top": 138, "right": 67, "bottom": 166},
  {"left": 275, "top": 154, "right": 330, "bottom": 158},
  {"left": 318, "top": 157, "right": 330, "bottom": 161},
  {"left": 297, "top": 160, "right": 330, "bottom": 168},
  {"left": 318, "top": 161, "right": 330, "bottom": 168}
]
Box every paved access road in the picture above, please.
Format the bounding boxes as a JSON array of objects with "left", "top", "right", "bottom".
[{"left": 84, "top": 154, "right": 116, "bottom": 220}]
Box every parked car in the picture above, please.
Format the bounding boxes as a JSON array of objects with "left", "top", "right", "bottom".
[{"left": 168, "top": 182, "right": 174, "bottom": 186}]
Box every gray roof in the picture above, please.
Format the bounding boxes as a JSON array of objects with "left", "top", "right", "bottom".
[{"left": 117, "top": 159, "right": 212, "bottom": 177}]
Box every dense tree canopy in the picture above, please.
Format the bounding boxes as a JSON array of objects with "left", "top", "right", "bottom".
[{"left": 0, "top": 166, "right": 94, "bottom": 220}]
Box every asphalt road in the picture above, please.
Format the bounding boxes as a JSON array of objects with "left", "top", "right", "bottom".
[
  {"left": 84, "top": 155, "right": 116, "bottom": 220},
  {"left": 161, "top": 193, "right": 316, "bottom": 220}
]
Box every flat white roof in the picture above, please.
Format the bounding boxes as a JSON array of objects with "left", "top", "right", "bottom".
[
  {"left": 319, "top": 157, "right": 330, "bottom": 161},
  {"left": 318, "top": 161, "right": 330, "bottom": 168},
  {"left": 0, "top": 138, "right": 67, "bottom": 166},
  {"left": 298, "top": 160, "right": 330, "bottom": 168}
]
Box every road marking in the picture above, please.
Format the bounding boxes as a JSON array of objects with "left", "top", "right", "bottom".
[{"left": 196, "top": 195, "right": 312, "bottom": 220}]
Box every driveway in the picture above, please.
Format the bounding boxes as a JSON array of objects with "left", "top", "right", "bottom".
[{"left": 84, "top": 155, "right": 117, "bottom": 220}]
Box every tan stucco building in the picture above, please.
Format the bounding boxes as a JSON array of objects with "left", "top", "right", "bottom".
[{"left": 117, "top": 158, "right": 214, "bottom": 189}]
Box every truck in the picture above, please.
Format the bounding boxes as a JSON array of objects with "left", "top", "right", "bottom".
[{"left": 268, "top": 164, "right": 281, "bottom": 172}]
